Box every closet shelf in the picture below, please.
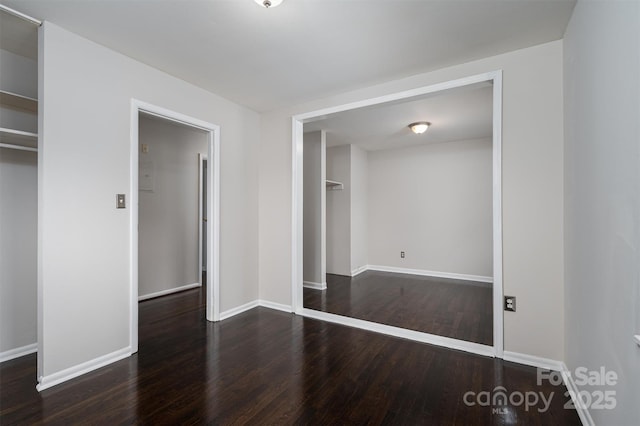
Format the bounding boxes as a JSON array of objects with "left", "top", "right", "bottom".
[
  {"left": 0, "top": 127, "right": 38, "bottom": 150},
  {"left": 326, "top": 179, "right": 344, "bottom": 191},
  {"left": 0, "top": 90, "right": 38, "bottom": 113}
]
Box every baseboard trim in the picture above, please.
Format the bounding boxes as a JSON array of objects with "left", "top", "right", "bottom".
[
  {"left": 561, "top": 362, "right": 595, "bottom": 426},
  {"left": 303, "top": 281, "right": 327, "bottom": 290},
  {"left": 503, "top": 353, "right": 593, "bottom": 425},
  {"left": 350, "top": 265, "right": 368, "bottom": 277},
  {"left": 301, "top": 308, "right": 495, "bottom": 358},
  {"left": 259, "top": 300, "right": 294, "bottom": 313},
  {"left": 0, "top": 343, "right": 37, "bottom": 363},
  {"left": 218, "top": 300, "right": 293, "bottom": 321},
  {"left": 36, "top": 346, "right": 131, "bottom": 392},
  {"left": 502, "top": 350, "right": 564, "bottom": 371},
  {"left": 138, "top": 282, "right": 201, "bottom": 301},
  {"left": 219, "top": 300, "right": 260, "bottom": 321},
  {"left": 366, "top": 265, "right": 493, "bottom": 284}
]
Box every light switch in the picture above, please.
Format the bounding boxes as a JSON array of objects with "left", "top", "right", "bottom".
[
  {"left": 141, "top": 143, "right": 149, "bottom": 153},
  {"left": 116, "top": 194, "right": 126, "bottom": 209}
]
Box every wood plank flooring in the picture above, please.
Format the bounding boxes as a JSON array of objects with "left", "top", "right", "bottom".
[
  {"left": 304, "top": 271, "right": 493, "bottom": 345},
  {"left": 0, "top": 287, "right": 580, "bottom": 425}
]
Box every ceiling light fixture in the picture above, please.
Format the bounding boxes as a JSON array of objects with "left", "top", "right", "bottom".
[
  {"left": 255, "top": 0, "right": 283, "bottom": 8},
  {"left": 409, "top": 122, "right": 431, "bottom": 134}
]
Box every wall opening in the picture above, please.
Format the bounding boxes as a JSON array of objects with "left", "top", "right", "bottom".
[{"left": 130, "top": 100, "right": 220, "bottom": 353}]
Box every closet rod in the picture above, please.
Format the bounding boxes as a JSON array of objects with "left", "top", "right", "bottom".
[
  {"left": 0, "top": 4, "right": 42, "bottom": 26},
  {"left": 0, "top": 143, "right": 38, "bottom": 152}
]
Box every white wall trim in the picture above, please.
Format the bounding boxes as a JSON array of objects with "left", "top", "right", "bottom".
[
  {"left": 502, "top": 353, "right": 593, "bottom": 425},
  {"left": 502, "top": 350, "right": 564, "bottom": 371},
  {"left": 301, "top": 308, "right": 495, "bottom": 357},
  {"left": 491, "top": 70, "right": 504, "bottom": 357},
  {"left": 219, "top": 300, "right": 260, "bottom": 321},
  {"left": 292, "top": 119, "right": 304, "bottom": 314},
  {"left": 366, "top": 265, "right": 493, "bottom": 284},
  {"left": 303, "top": 281, "right": 327, "bottom": 290},
  {"left": 0, "top": 343, "right": 37, "bottom": 363},
  {"left": 561, "top": 362, "right": 595, "bottom": 426},
  {"left": 259, "top": 300, "right": 294, "bottom": 313},
  {"left": 36, "top": 347, "right": 130, "bottom": 392},
  {"left": 350, "top": 265, "right": 368, "bottom": 277},
  {"left": 130, "top": 99, "right": 221, "bottom": 357},
  {"left": 218, "top": 299, "right": 293, "bottom": 321},
  {"left": 291, "top": 71, "right": 504, "bottom": 357},
  {"left": 138, "top": 282, "right": 201, "bottom": 302}
]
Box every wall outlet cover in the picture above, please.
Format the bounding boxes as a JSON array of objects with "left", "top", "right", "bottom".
[{"left": 504, "top": 296, "right": 516, "bottom": 312}]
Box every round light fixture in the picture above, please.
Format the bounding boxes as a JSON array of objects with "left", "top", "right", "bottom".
[
  {"left": 255, "top": 0, "right": 283, "bottom": 8},
  {"left": 409, "top": 122, "right": 431, "bottom": 134}
]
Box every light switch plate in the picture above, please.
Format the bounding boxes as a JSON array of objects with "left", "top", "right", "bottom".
[{"left": 116, "top": 194, "right": 126, "bottom": 209}]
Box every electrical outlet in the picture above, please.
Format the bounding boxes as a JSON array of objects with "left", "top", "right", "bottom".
[
  {"left": 400, "top": 251, "right": 405, "bottom": 258},
  {"left": 116, "top": 194, "right": 126, "bottom": 209},
  {"left": 504, "top": 296, "right": 516, "bottom": 312}
]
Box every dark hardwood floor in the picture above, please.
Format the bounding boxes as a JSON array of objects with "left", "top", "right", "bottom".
[
  {"left": 304, "top": 271, "right": 493, "bottom": 345},
  {"left": 0, "top": 287, "right": 579, "bottom": 425}
]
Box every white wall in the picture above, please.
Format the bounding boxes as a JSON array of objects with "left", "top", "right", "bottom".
[
  {"left": 0, "top": 49, "right": 37, "bottom": 136},
  {"left": 39, "top": 22, "right": 260, "bottom": 380},
  {"left": 259, "top": 40, "right": 564, "bottom": 361},
  {"left": 367, "top": 138, "right": 492, "bottom": 278},
  {"left": 326, "top": 145, "right": 351, "bottom": 276},
  {"left": 0, "top": 49, "right": 37, "bottom": 98},
  {"left": 563, "top": 1, "right": 640, "bottom": 424},
  {"left": 302, "top": 131, "right": 325, "bottom": 285},
  {"left": 138, "top": 116, "right": 207, "bottom": 298},
  {"left": 350, "top": 144, "right": 367, "bottom": 274},
  {"left": 0, "top": 149, "right": 37, "bottom": 355}
]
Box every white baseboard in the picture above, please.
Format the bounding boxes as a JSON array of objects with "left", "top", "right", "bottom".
[
  {"left": 366, "top": 264, "right": 493, "bottom": 284},
  {"left": 561, "top": 362, "right": 595, "bottom": 426},
  {"left": 351, "top": 265, "right": 368, "bottom": 277},
  {"left": 0, "top": 343, "right": 37, "bottom": 363},
  {"left": 258, "top": 300, "right": 293, "bottom": 313},
  {"left": 218, "top": 300, "right": 293, "bottom": 321},
  {"left": 219, "top": 300, "right": 260, "bottom": 321},
  {"left": 303, "top": 281, "right": 327, "bottom": 290},
  {"left": 301, "top": 308, "right": 495, "bottom": 358},
  {"left": 138, "top": 282, "right": 201, "bottom": 301},
  {"left": 502, "top": 350, "right": 564, "bottom": 371},
  {"left": 503, "top": 352, "right": 592, "bottom": 425},
  {"left": 37, "top": 346, "right": 131, "bottom": 392}
]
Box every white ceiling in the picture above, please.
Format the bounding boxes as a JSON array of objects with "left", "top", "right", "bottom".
[
  {"left": 305, "top": 82, "right": 492, "bottom": 151},
  {"left": 4, "top": 0, "right": 575, "bottom": 112}
]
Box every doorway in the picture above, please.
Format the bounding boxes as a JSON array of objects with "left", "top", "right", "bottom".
[
  {"left": 292, "top": 71, "right": 503, "bottom": 358},
  {"left": 199, "top": 156, "right": 208, "bottom": 276},
  {"left": 129, "top": 100, "right": 220, "bottom": 353}
]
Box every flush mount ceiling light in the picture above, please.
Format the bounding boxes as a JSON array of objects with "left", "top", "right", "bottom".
[
  {"left": 409, "top": 122, "right": 431, "bottom": 134},
  {"left": 255, "top": 0, "right": 283, "bottom": 8}
]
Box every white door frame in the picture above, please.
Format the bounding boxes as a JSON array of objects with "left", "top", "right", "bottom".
[
  {"left": 291, "top": 70, "right": 504, "bottom": 359},
  {"left": 130, "top": 99, "right": 221, "bottom": 353}
]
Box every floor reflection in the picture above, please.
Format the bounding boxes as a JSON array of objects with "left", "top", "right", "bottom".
[{"left": 304, "top": 271, "right": 493, "bottom": 345}]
